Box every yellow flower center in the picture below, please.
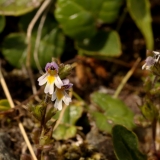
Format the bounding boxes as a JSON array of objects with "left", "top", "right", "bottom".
[
  {"left": 56, "top": 89, "right": 64, "bottom": 100},
  {"left": 47, "top": 75, "right": 55, "bottom": 84},
  {"left": 48, "top": 69, "right": 57, "bottom": 75}
]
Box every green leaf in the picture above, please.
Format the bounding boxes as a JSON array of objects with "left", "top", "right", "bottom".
[
  {"left": 1, "top": 23, "right": 65, "bottom": 68},
  {"left": 53, "top": 103, "right": 83, "bottom": 140},
  {"left": 59, "top": 64, "right": 73, "bottom": 79},
  {"left": 0, "top": 99, "right": 11, "bottom": 111},
  {"left": 0, "top": 0, "right": 43, "bottom": 16},
  {"left": 55, "top": 0, "right": 97, "bottom": 40},
  {"left": 0, "top": 16, "right": 5, "bottom": 33},
  {"left": 91, "top": 111, "right": 112, "bottom": 132},
  {"left": 127, "top": 0, "right": 153, "bottom": 49},
  {"left": 30, "top": 103, "right": 46, "bottom": 122},
  {"left": 53, "top": 125, "right": 77, "bottom": 140},
  {"left": 61, "top": 104, "right": 83, "bottom": 125},
  {"left": 55, "top": 0, "right": 123, "bottom": 40},
  {"left": 77, "top": 30, "right": 121, "bottom": 57},
  {"left": 140, "top": 100, "right": 159, "bottom": 121},
  {"left": 112, "top": 125, "right": 147, "bottom": 160},
  {"left": 1, "top": 33, "right": 27, "bottom": 68},
  {"left": 90, "top": 92, "right": 134, "bottom": 133},
  {"left": 98, "top": 0, "right": 123, "bottom": 23}
]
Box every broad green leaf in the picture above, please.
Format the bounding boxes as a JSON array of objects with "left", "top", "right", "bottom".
[
  {"left": 90, "top": 92, "right": 134, "bottom": 133},
  {"left": 98, "top": 0, "right": 123, "bottom": 23},
  {"left": 53, "top": 103, "right": 83, "bottom": 140},
  {"left": 53, "top": 125, "right": 77, "bottom": 140},
  {"left": 55, "top": 0, "right": 97, "bottom": 40},
  {"left": 0, "top": 99, "right": 11, "bottom": 111},
  {"left": 1, "top": 33, "right": 27, "bottom": 68},
  {"left": 0, "top": 0, "right": 43, "bottom": 16},
  {"left": 127, "top": 0, "right": 153, "bottom": 49},
  {"left": 91, "top": 111, "right": 112, "bottom": 132},
  {"left": 0, "top": 16, "right": 5, "bottom": 33},
  {"left": 77, "top": 30, "right": 121, "bottom": 57},
  {"left": 61, "top": 104, "right": 83, "bottom": 125},
  {"left": 112, "top": 125, "right": 147, "bottom": 160},
  {"left": 55, "top": 0, "right": 123, "bottom": 40},
  {"left": 1, "top": 25, "right": 65, "bottom": 68}
]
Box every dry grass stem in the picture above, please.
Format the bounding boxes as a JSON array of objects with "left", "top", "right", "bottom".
[
  {"left": 26, "top": 0, "right": 52, "bottom": 98},
  {"left": 113, "top": 58, "right": 141, "bottom": 98},
  {"left": 33, "top": 10, "right": 48, "bottom": 74},
  {"left": 0, "top": 70, "right": 37, "bottom": 160}
]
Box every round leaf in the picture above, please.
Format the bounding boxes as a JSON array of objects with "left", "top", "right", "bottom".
[
  {"left": 52, "top": 125, "right": 77, "bottom": 140},
  {"left": 55, "top": 0, "right": 97, "bottom": 40},
  {"left": 52, "top": 103, "right": 83, "bottom": 140},
  {"left": 90, "top": 92, "right": 134, "bottom": 133},
  {"left": 1, "top": 33, "right": 27, "bottom": 68},
  {"left": 0, "top": 0, "right": 43, "bottom": 16},
  {"left": 77, "top": 30, "right": 121, "bottom": 57}
]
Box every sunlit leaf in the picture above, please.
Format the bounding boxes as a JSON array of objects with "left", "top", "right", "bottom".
[
  {"left": 112, "top": 125, "right": 147, "bottom": 160},
  {"left": 53, "top": 125, "right": 77, "bottom": 140},
  {"left": 127, "top": 0, "right": 153, "bottom": 49},
  {"left": 98, "top": 0, "right": 123, "bottom": 23},
  {"left": 90, "top": 92, "right": 134, "bottom": 133},
  {"left": 0, "top": 0, "right": 43, "bottom": 16},
  {"left": 91, "top": 111, "right": 112, "bottom": 132},
  {"left": 55, "top": 0, "right": 97, "bottom": 40},
  {"left": 55, "top": 0, "right": 123, "bottom": 40},
  {"left": 77, "top": 30, "right": 121, "bottom": 57},
  {"left": 0, "top": 99, "right": 11, "bottom": 111},
  {"left": 61, "top": 104, "right": 83, "bottom": 125}
]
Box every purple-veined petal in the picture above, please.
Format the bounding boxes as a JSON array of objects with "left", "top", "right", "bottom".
[
  {"left": 45, "top": 62, "right": 59, "bottom": 71},
  {"left": 62, "top": 79, "right": 69, "bottom": 85},
  {"left": 50, "top": 62, "right": 59, "bottom": 71},
  {"left": 45, "top": 63, "right": 51, "bottom": 71}
]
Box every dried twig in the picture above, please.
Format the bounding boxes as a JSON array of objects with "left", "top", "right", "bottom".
[
  {"left": 113, "top": 58, "right": 141, "bottom": 98},
  {"left": 26, "top": 0, "right": 52, "bottom": 96},
  {"left": 33, "top": 9, "right": 48, "bottom": 74},
  {"left": 0, "top": 70, "right": 37, "bottom": 160}
]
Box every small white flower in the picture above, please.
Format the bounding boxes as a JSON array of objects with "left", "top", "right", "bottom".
[
  {"left": 37, "top": 62, "right": 63, "bottom": 94},
  {"left": 51, "top": 79, "right": 73, "bottom": 110},
  {"left": 142, "top": 56, "right": 155, "bottom": 70}
]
